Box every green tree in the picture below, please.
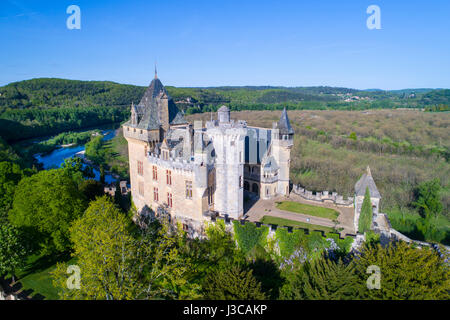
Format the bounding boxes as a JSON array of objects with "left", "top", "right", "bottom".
[
  {"left": 358, "top": 187, "right": 373, "bottom": 233},
  {"left": 99, "top": 164, "right": 106, "bottom": 185},
  {"left": 355, "top": 242, "right": 450, "bottom": 299},
  {"left": 348, "top": 132, "right": 357, "bottom": 140},
  {"left": 280, "top": 256, "right": 364, "bottom": 300},
  {"left": 53, "top": 196, "right": 136, "bottom": 300},
  {"left": 0, "top": 161, "right": 23, "bottom": 222},
  {"left": 61, "top": 157, "right": 95, "bottom": 183},
  {"left": 79, "top": 179, "right": 104, "bottom": 201},
  {"left": 0, "top": 223, "right": 28, "bottom": 283},
  {"left": 413, "top": 178, "right": 443, "bottom": 219},
  {"left": 9, "top": 169, "right": 87, "bottom": 254},
  {"left": 52, "top": 197, "right": 198, "bottom": 300},
  {"left": 303, "top": 258, "right": 363, "bottom": 300},
  {"left": 202, "top": 264, "right": 267, "bottom": 300}
]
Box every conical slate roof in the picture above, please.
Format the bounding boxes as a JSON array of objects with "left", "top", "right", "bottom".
[
  {"left": 218, "top": 105, "right": 229, "bottom": 112},
  {"left": 277, "top": 108, "right": 294, "bottom": 135},
  {"left": 355, "top": 166, "right": 381, "bottom": 198},
  {"left": 134, "top": 77, "right": 186, "bottom": 130}
]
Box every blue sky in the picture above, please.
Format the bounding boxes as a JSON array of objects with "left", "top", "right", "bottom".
[{"left": 1, "top": 0, "right": 449, "bottom": 89}]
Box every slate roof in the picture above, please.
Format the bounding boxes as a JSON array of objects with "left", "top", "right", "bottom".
[
  {"left": 262, "top": 155, "right": 279, "bottom": 171},
  {"left": 354, "top": 166, "right": 381, "bottom": 198},
  {"left": 218, "top": 105, "right": 229, "bottom": 112},
  {"left": 131, "top": 77, "right": 186, "bottom": 130},
  {"left": 277, "top": 108, "right": 294, "bottom": 135}
]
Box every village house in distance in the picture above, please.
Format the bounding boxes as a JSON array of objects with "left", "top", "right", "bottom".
[{"left": 123, "top": 72, "right": 294, "bottom": 233}]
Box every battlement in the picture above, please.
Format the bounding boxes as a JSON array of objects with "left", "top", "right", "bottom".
[
  {"left": 147, "top": 152, "right": 195, "bottom": 173},
  {"left": 292, "top": 184, "right": 354, "bottom": 207},
  {"left": 207, "top": 214, "right": 356, "bottom": 240}
]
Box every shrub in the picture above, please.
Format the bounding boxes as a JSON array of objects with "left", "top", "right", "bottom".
[{"left": 358, "top": 187, "right": 373, "bottom": 233}]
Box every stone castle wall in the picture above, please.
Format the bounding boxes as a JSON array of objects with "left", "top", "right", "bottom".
[{"left": 292, "top": 184, "right": 354, "bottom": 207}]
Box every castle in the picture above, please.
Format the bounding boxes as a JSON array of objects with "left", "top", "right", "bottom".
[{"left": 123, "top": 73, "right": 294, "bottom": 233}]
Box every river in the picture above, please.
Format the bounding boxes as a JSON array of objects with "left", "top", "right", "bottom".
[{"left": 34, "top": 129, "right": 119, "bottom": 184}]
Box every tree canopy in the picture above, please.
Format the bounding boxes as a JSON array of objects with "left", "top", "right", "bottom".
[{"left": 9, "top": 169, "right": 87, "bottom": 254}]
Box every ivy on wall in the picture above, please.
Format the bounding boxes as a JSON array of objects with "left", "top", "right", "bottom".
[
  {"left": 275, "top": 228, "right": 354, "bottom": 259},
  {"left": 275, "top": 228, "right": 308, "bottom": 258},
  {"left": 232, "top": 221, "right": 269, "bottom": 255}
]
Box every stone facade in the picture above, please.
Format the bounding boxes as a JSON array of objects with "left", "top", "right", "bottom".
[{"left": 123, "top": 75, "right": 294, "bottom": 233}]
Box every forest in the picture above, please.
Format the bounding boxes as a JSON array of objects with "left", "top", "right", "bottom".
[{"left": 1, "top": 78, "right": 449, "bottom": 143}]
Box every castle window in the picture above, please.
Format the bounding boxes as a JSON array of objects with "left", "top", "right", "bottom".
[
  {"left": 153, "top": 187, "right": 159, "bottom": 202},
  {"left": 140, "top": 130, "right": 143, "bottom": 134},
  {"left": 138, "top": 181, "right": 144, "bottom": 197},
  {"left": 207, "top": 186, "right": 214, "bottom": 205},
  {"left": 183, "top": 223, "right": 189, "bottom": 231},
  {"left": 166, "top": 170, "right": 172, "bottom": 185},
  {"left": 185, "top": 180, "right": 192, "bottom": 199},
  {"left": 134, "top": 128, "right": 136, "bottom": 132},
  {"left": 266, "top": 187, "right": 269, "bottom": 196},
  {"left": 127, "top": 127, "right": 129, "bottom": 131},
  {"left": 144, "top": 146, "right": 148, "bottom": 156},
  {"left": 167, "top": 193, "right": 173, "bottom": 208},
  {"left": 152, "top": 166, "right": 158, "bottom": 180},
  {"left": 137, "top": 161, "right": 143, "bottom": 176}
]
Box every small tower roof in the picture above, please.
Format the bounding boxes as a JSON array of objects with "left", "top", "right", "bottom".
[
  {"left": 355, "top": 166, "right": 381, "bottom": 198},
  {"left": 277, "top": 107, "right": 294, "bottom": 135},
  {"left": 218, "top": 105, "right": 229, "bottom": 112}
]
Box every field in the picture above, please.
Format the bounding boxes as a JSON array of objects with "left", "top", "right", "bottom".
[
  {"left": 188, "top": 109, "right": 450, "bottom": 243},
  {"left": 275, "top": 201, "right": 339, "bottom": 220},
  {"left": 260, "top": 216, "right": 334, "bottom": 234}
]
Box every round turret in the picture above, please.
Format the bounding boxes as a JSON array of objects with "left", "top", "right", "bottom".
[{"left": 218, "top": 105, "right": 230, "bottom": 123}]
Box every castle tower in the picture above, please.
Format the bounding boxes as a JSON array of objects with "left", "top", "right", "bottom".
[
  {"left": 354, "top": 166, "right": 381, "bottom": 232},
  {"left": 122, "top": 73, "right": 187, "bottom": 211},
  {"left": 218, "top": 105, "right": 230, "bottom": 123},
  {"left": 206, "top": 106, "right": 247, "bottom": 219},
  {"left": 271, "top": 108, "right": 294, "bottom": 196}
]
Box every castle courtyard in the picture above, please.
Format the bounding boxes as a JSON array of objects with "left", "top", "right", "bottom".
[{"left": 245, "top": 192, "right": 356, "bottom": 236}]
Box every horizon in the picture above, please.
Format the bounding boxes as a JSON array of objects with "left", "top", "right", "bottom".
[
  {"left": 1, "top": 0, "right": 450, "bottom": 90},
  {"left": 2, "top": 76, "right": 448, "bottom": 92}
]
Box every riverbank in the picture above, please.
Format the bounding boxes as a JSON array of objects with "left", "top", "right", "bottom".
[
  {"left": 33, "top": 128, "right": 121, "bottom": 184},
  {"left": 84, "top": 127, "right": 129, "bottom": 180}
]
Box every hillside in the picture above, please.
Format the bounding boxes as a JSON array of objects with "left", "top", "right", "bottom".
[{"left": 1, "top": 78, "right": 449, "bottom": 142}]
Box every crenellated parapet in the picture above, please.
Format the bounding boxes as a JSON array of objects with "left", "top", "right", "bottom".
[{"left": 292, "top": 184, "right": 354, "bottom": 207}]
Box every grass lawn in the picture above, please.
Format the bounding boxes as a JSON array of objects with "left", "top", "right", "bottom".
[
  {"left": 260, "top": 215, "right": 335, "bottom": 234},
  {"left": 275, "top": 201, "right": 340, "bottom": 220},
  {"left": 6, "top": 252, "right": 74, "bottom": 300}
]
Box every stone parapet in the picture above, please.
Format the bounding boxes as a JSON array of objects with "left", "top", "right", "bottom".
[{"left": 292, "top": 184, "right": 354, "bottom": 207}]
